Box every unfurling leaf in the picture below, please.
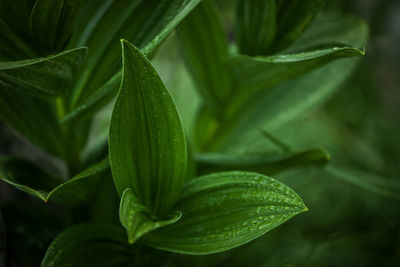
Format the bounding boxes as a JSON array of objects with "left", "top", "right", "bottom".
[
  {"left": 109, "top": 40, "right": 187, "bottom": 216},
  {"left": 144, "top": 171, "right": 307, "bottom": 254},
  {"left": 120, "top": 188, "right": 182, "bottom": 244}
]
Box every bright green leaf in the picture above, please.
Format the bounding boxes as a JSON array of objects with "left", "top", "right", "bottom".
[
  {"left": 120, "top": 188, "right": 182, "bottom": 244},
  {"left": 144, "top": 171, "right": 307, "bottom": 255},
  {"left": 0, "top": 47, "right": 86, "bottom": 98},
  {"left": 109, "top": 40, "right": 187, "bottom": 216},
  {"left": 41, "top": 224, "right": 134, "bottom": 267},
  {"left": 235, "top": 0, "right": 277, "bottom": 56},
  {"left": 0, "top": 157, "right": 109, "bottom": 203}
]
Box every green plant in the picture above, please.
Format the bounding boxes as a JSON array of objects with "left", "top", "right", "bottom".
[{"left": 1, "top": 0, "right": 399, "bottom": 266}]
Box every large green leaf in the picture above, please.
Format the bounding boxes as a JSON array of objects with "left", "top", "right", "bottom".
[
  {"left": 272, "top": 0, "right": 326, "bottom": 51},
  {"left": 109, "top": 40, "right": 187, "bottom": 216},
  {"left": 68, "top": 0, "right": 201, "bottom": 110},
  {"left": 119, "top": 188, "right": 182, "bottom": 244},
  {"left": 176, "top": 0, "right": 231, "bottom": 110},
  {"left": 0, "top": 47, "right": 86, "bottom": 98},
  {"left": 0, "top": 157, "right": 109, "bottom": 203},
  {"left": 235, "top": 0, "right": 276, "bottom": 56},
  {"left": 144, "top": 171, "right": 307, "bottom": 255},
  {"left": 41, "top": 224, "right": 134, "bottom": 267},
  {"left": 29, "top": 0, "right": 83, "bottom": 51}
]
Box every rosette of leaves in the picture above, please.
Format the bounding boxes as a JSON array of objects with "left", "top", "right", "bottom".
[{"left": 41, "top": 40, "right": 307, "bottom": 265}]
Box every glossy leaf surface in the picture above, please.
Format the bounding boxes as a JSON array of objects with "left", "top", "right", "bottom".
[
  {"left": 109, "top": 40, "right": 187, "bottom": 216},
  {"left": 0, "top": 47, "right": 86, "bottom": 98},
  {"left": 144, "top": 171, "right": 307, "bottom": 254},
  {"left": 120, "top": 188, "right": 182, "bottom": 244}
]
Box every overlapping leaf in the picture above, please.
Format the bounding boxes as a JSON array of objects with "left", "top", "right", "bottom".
[
  {"left": 144, "top": 171, "right": 307, "bottom": 255},
  {"left": 68, "top": 0, "right": 201, "bottom": 111},
  {"left": 0, "top": 157, "right": 109, "bottom": 203},
  {"left": 119, "top": 188, "right": 182, "bottom": 244},
  {"left": 0, "top": 47, "right": 86, "bottom": 98},
  {"left": 30, "top": 0, "right": 83, "bottom": 51},
  {"left": 109, "top": 40, "right": 187, "bottom": 216}
]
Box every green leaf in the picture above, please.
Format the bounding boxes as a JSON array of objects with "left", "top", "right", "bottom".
[
  {"left": 0, "top": 0, "right": 38, "bottom": 60},
  {"left": 69, "top": 0, "right": 201, "bottom": 110},
  {"left": 144, "top": 171, "right": 307, "bottom": 255},
  {"left": 30, "top": 0, "right": 83, "bottom": 51},
  {"left": 109, "top": 40, "right": 187, "bottom": 216},
  {"left": 224, "top": 45, "right": 365, "bottom": 117},
  {"left": 213, "top": 14, "right": 369, "bottom": 152},
  {"left": 176, "top": 0, "right": 231, "bottom": 109},
  {"left": 235, "top": 0, "right": 277, "bottom": 56},
  {"left": 120, "top": 188, "right": 182, "bottom": 244},
  {"left": 41, "top": 224, "right": 134, "bottom": 267},
  {"left": 196, "top": 148, "right": 330, "bottom": 175},
  {"left": 325, "top": 165, "right": 400, "bottom": 202},
  {"left": 0, "top": 90, "right": 63, "bottom": 156},
  {"left": 0, "top": 157, "right": 109, "bottom": 203},
  {"left": 272, "top": 0, "right": 326, "bottom": 51},
  {"left": 0, "top": 47, "right": 86, "bottom": 98}
]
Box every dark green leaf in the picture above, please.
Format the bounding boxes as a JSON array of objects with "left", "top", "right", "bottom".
[
  {"left": 213, "top": 14, "right": 369, "bottom": 152},
  {"left": 0, "top": 47, "right": 86, "bottom": 98},
  {"left": 144, "top": 171, "right": 307, "bottom": 255},
  {"left": 235, "top": 0, "right": 277, "bottom": 56},
  {"left": 325, "top": 165, "right": 400, "bottom": 201},
  {"left": 30, "top": 0, "right": 83, "bottom": 51},
  {"left": 272, "top": 0, "right": 326, "bottom": 51},
  {"left": 68, "top": 0, "right": 201, "bottom": 110},
  {"left": 176, "top": 0, "right": 231, "bottom": 109},
  {"left": 109, "top": 40, "right": 187, "bottom": 216},
  {"left": 0, "top": 0, "right": 38, "bottom": 60},
  {"left": 226, "top": 46, "right": 365, "bottom": 114},
  {"left": 120, "top": 188, "right": 182, "bottom": 244},
  {"left": 0, "top": 89, "right": 63, "bottom": 156},
  {"left": 196, "top": 148, "right": 330, "bottom": 175},
  {"left": 0, "top": 157, "right": 109, "bottom": 203},
  {"left": 41, "top": 224, "right": 134, "bottom": 267}
]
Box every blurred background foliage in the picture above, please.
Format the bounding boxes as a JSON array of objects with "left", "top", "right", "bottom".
[{"left": 1, "top": 0, "right": 399, "bottom": 266}]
